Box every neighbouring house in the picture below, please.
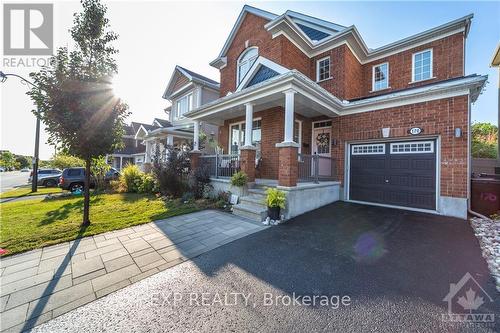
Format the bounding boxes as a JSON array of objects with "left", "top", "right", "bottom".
[
  {"left": 138, "top": 66, "right": 221, "bottom": 165},
  {"left": 107, "top": 119, "right": 170, "bottom": 170},
  {"left": 182, "top": 5, "right": 487, "bottom": 220}
]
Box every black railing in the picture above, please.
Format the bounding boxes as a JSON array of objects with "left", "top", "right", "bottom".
[
  {"left": 199, "top": 153, "right": 240, "bottom": 178},
  {"left": 298, "top": 154, "right": 336, "bottom": 183}
]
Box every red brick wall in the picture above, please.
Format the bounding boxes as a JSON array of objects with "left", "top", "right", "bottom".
[
  {"left": 361, "top": 33, "right": 465, "bottom": 98},
  {"left": 331, "top": 95, "right": 469, "bottom": 198}
]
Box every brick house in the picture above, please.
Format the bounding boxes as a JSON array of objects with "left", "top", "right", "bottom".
[{"left": 184, "top": 5, "right": 487, "bottom": 220}]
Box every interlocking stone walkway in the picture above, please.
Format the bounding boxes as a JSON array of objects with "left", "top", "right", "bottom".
[{"left": 0, "top": 210, "right": 265, "bottom": 332}]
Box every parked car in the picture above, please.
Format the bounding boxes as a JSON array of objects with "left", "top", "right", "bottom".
[
  {"left": 29, "top": 169, "right": 62, "bottom": 183},
  {"left": 0, "top": 167, "right": 5, "bottom": 172},
  {"left": 20, "top": 168, "right": 31, "bottom": 172},
  {"left": 59, "top": 167, "right": 119, "bottom": 192},
  {"left": 36, "top": 173, "right": 61, "bottom": 187}
]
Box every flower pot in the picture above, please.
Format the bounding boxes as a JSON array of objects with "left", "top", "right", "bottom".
[{"left": 267, "top": 206, "right": 280, "bottom": 220}]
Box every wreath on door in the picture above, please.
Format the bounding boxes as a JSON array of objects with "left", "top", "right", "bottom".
[{"left": 316, "top": 133, "right": 329, "bottom": 148}]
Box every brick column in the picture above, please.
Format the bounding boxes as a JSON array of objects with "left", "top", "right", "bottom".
[
  {"left": 276, "top": 143, "right": 299, "bottom": 187},
  {"left": 240, "top": 147, "right": 256, "bottom": 182},
  {"left": 190, "top": 150, "right": 202, "bottom": 170}
]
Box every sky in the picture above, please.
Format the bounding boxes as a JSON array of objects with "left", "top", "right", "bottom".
[{"left": 1, "top": 0, "right": 499, "bottom": 160}]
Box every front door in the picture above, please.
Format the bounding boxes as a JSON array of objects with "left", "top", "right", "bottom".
[{"left": 312, "top": 122, "right": 332, "bottom": 177}]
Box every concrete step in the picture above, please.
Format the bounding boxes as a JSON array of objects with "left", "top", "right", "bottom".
[
  {"left": 232, "top": 203, "right": 267, "bottom": 222},
  {"left": 248, "top": 188, "right": 267, "bottom": 196},
  {"left": 240, "top": 195, "right": 266, "bottom": 207}
]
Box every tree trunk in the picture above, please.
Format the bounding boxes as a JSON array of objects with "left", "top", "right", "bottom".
[{"left": 82, "top": 158, "right": 91, "bottom": 226}]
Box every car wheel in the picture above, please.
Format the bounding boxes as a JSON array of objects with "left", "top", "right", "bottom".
[
  {"left": 44, "top": 179, "right": 57, "bottom": 187},
  {"left": 70, "top": 183, "right": 84, "bottom": 193}
]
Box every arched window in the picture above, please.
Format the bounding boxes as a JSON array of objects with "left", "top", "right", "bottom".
[{"left": 237, "top": 47, "right": 258, "bottom": 84}]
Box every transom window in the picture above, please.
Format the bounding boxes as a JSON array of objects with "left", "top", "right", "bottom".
[
  {"left": 294, "top": 120, "right": 302, "bottom": 154},
  {"left": 372, "top": 63, "right": 389, "bottom": 91},
  {"left": 175, "top": 93, "right": 193, "bottom": 119},
  {"left": 390, "top": 141, "right": 434, "bottom": 154},
  {"left": 413, "top": 49, "right": 433, "bottom": 82},
  {"left": 237, "top": 47, "right": 258, "bottom": 84},
  {"left": 229, "top": 119, "right": 261, "bottom": 154},
  {"left": 316, "top": 57, "right": 330, "bottom": 81},
  {"left": 313, "top": 120, "right": 332, "bottom": 128},
  {"left": 352, "top": 144, "right": 385, "bottom": 155}
]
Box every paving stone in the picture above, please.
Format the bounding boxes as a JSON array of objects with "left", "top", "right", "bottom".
[
  {"left": 37, "top": 255, "right": 70, "bottom": 274},
  {"left": 0, "top": 251, "right": 41, "bottom": 269},
  {"left": 139, "top": 259, "right": 167, "bottom": 273},
  {"left": 100, "top": 248, "right": 129, "bottom": 262},
  {"left": 72, "top": 268, "right": 107, "bottom": 285},
  {"left": 133, "top": 251, "right": 163, "bottom": 268},
  {"left": 70, "top": 253, "right": 86, "bottom": 263},
  {"left": 95, "top": 279, "right": 130, "bottom": 298},
  {"left": 91, "top": 264, "right": 140, "bottom": 292},
  {"left": 122, "top": 238, "right": 151, "bottom": 254},
  {"left": 142, "top": 232, "right": 165, "bottom": 242},
  {"left": 0, "top": 303, "right": 28, "bottom": 331},
  {"left": 72, "top": 242, "right": 97, "bottom": 255},
  {"left": 0, "top": 267, "right": 39, "bottom": 285},
  {"left": 157, "top": 258, "right": 184, "bottom": 271},
  {"left": 103, "top": 255, "right": 134, "bottom": 273},
  {"left": 71, "top": 256, "right": 104, "bottom": 278},
  {"left": 160, "top": 248, "right": 184, "bottom": 262},
  {"left": 6, "top": 310, "right": 52, "bottom": 333},
  {"left": 117, "top": 235, "right": 130, "bottom": 242},
  {"left": 1, "top": 271, "right": 54, "bottom": 297},
  {"left": 110, "top": 228, "right": 135, "bottom": 238},
  {"left": 129, "top": 268, "right": 159, "bottom": 284},
  {"left": 2, "top": 259, "right": 40, "bottom": 276},
  {"left": 94, "top": 237, "right": 120, "bottom": 249},
  {"left": 148, "top": 238, "right": 174, "bottom": 251},
  {"left": 222, "top": 226, "right": 248, "bottom": 236},
  {"left": 26, "top": 281, "right": 93, "bottom": 318},
  {"left": 130, "top": 247, "right": 156, "bottom": 258},
  {"left": 51, "top": 293, "right": 96, "bottom": 318},
  {"left": 156, "top": 244, "right": 177, "bottom": 255},
  {"left": 1, "top": 295, "right": 9, "bottom": 312},
  {"left": 92, "top": 235, "right": 106, "bottom": 243},
  {"left": 85, "top": 243, "right": 125, "bottom": 259},
  {"left": 5, "top": 275, "right": 73, "bottom": 310},
  {"left": 40, "top": 246, "right": 70, "bottom": 261}
]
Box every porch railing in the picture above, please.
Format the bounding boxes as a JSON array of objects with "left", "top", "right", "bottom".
[
  {"left": 199, "top": 153, "right": 240, "bottom": 178},
  {"left": 298, "top": 154, "right": 336, "bottom": 183}
]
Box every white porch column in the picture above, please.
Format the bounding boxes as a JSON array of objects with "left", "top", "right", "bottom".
[
  {"left": 145, "top": 141, "right": 151, "bottom": 163},
  {"left": 166, "top": 134, "right": 174, "bottom": 146},
  {"left": 193, "top": 120, "right": 200, "bottom": 151},
  {"left": 119, "top": 156, "right": 123, "bottom": 170},
  {"left": 244, "top": 103, "right": 254, "bottom": 147},
  {"left": 283, "top": 89, "right": 296, "bottom": 143}
]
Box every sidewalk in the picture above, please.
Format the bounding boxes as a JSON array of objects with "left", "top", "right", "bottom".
[{"left": 0, "top": 210, "right": 266, "bottom": 332}]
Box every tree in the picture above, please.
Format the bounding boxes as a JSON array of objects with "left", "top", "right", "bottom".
[
  {"left": 15, "top": 155, "right": 31, "bottom": 169},
  {"left": 28, "top": 0, "right": 129, "bottom": 225},
  {"left": 471, "top": 122, "right": 498, "bottom": 159},
  {"left": 0, "top": 151, "right": 19, "bottom": 170},
  {"left": 50, "top": 154, "right": 85, "bottom": 170}
]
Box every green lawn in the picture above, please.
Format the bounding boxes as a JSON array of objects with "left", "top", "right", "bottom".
[
  {"left": 0, "top": 185, "right": 63, "bottom": 199},
  {"left": 0, "top": 193, "right": 202, "bottom": 255}
]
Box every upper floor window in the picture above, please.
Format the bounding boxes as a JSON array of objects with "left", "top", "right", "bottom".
[
  {"left": 372, "top": 63, "right": 389, "bottom": 91},
  {"left": 412, "top": 49, "right": 433, "bottom": 82},
  {"left": 237, "top": 47, "right": 258, "bottom": 84},
  {"left": 316, "top": 56, "right": 330, "bottom": 82},
  {"left": 175, "top": 93, "right": 193, "bottom": 119}
]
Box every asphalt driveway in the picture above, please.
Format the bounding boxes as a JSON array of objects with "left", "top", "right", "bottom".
[{"left": 33, "top": 202, "right": 500, "bottom": 332}]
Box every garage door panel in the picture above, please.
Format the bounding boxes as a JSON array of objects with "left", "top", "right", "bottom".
[{"left": 349, "top": 140, "right": 436, "bottom": 210}]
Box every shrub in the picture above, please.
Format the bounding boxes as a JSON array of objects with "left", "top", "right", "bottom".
[
  {"left": 181, "top": 192, "right": 194, "bottom": 203},
  {"left": 138, "top": 173, "right": 157, "bottom": 193},
  {"left": 190, "top": 165, "right": 212, "bottom": 199},
  {"left": 264, "top": 188, "right": 286, "bottom": 209},
  {"left": 231, "top": 171, "right": 248, "bottom": 187},
  {"left": 120, "top": 164, "right": 143, "bottom": 193},
  {"left": 152, "top": 145, "right": 190, "bottom": 197}
]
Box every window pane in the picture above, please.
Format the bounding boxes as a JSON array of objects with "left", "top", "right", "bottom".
[{"left": 414, "top": 50, "right": 431, "bottom": 81}]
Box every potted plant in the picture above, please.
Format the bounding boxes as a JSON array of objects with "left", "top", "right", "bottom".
[
  {"left": 230, "top": 171, "right": 248, "bottom": 197},
  {"left": 264, "top": 188, "right": 286, "bottom": 220}
]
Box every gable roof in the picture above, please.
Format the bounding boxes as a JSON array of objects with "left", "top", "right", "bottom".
[
  {"left": 210, "top": 5, "right": 473, "bottom": 67},
  {"left": 491, "top": 43, "right": 500, "bottom": 67},
  {"left": 153, "top": 118, "right": 172, "bottom": 127},
  {"left": 236, "top": 56, "right": 289, "bottom": 92},
  {"left": 163, "top": 66, "right": 220, "bottom": 100}
]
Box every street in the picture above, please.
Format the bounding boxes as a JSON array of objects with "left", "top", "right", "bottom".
[{"left": 0, "top": 171, "right": 29, "bottom": 192}]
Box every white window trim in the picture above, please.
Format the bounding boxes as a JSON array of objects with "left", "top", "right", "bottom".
[
  {"left": 174, "top": 92, "right": 193, "bottom": 120},
  {"left": 294, "top": 119, "right": 302, "bottom": 154},
  {"left": 228, "top": 117, "right": 262, "bottom": 154},
  {"left": 371, "top": 62, "right": 390, "bottom": 92},
  {"left": 316, "top": 56, "right": 331, "bottom": 82},
  {"left": 236, "top": 46, "right": 259, "bottom": 85},
  {"left": 390, "top": 141, "right": 434, "bottom": 154},
  {"left": 411, "top": 48, "right": 433, "bottom": 83},
  {"left": 351, "top": 144, "right": 385, "bottom": 155}
]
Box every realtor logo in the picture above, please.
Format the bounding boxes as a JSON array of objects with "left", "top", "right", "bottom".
[
  {"left": 3, "top": 3, "right": 53, "bottom": 55},
  {"left": 442, "top": 272, "right": 495, "bottom": 324}
]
